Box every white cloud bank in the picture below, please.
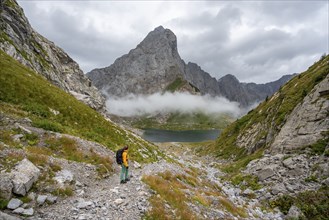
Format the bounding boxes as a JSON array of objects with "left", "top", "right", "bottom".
[{"left": 105, "top": 92, "right": 242, "bottom": 117}]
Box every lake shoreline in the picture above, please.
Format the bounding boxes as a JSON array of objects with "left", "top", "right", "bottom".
[{"left": 142, "top": 128, "right": 220, "bottom": 143}]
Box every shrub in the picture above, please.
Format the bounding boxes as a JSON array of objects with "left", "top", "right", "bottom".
[
  {"left": 22, "top": 103, "right": 50, "bottom": 118},
  {"left": 27, "top": 153, "right": 48, "bottom": 167},
  {"left": 52, "top": 186, "right": 74, "bottom": 197},
  {"left": 32, "top": 119, "right": 63, "bottom": 132},
  {"left": 0, "top": 199, "right": 9, "bottom": 210},
  {"left": 271, "top": 186, "right": 329, "bottom": 219}
]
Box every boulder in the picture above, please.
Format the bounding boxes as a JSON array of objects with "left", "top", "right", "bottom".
[
  {"left": 286, "top": 205, "right": 305, "bottom": 219},
  {"left": 0, "top": 173, "right": 13, "bottom": 200},
  {"left": 12, "top": 207, "right": 34, "bottom": 216},
  {"left": 54, "top": 170, "right": 74, "bottom": 186},
  {"left": 11, "top": 134, "right": 24, "bottom": 142},
  {"left": 256, "top": 168, "right": 275, "bottom": 181},
  {"left": 11, "top": 159, "right": 40, "bottom": 196},
  {"left": 76, "top": 200, "right": 93, "bottom": 209},
  {"left": 15, "top": 125, "right": 32, "bottom": 134},
  {"left": 271, "top": 183, "right": 287, "bottom": 195},
  {"left": 282, "top": 157, "right": 295, "bottom": 169},
  {"left": 46, "top": 195, "right": 57, "bottom": 204},
  {"left": 7, "top": 198, "right": 23, "bottom": 210},
  {"left": 242, "top": 189, "right": 254, "bottom": 197},
  {"left": 37, "top": 195, "right": 47, "bottom": 205},
  {"left": 0, "top": 211, "right": 22, "bottom": 220}
]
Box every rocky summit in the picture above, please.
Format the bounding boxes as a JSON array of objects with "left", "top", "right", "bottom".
[
  {"left": 0, "top": 0, "right": 105, "bottom": 111},
  {"left": 87, "top": 26, "right": 294, "bottom": 107}
]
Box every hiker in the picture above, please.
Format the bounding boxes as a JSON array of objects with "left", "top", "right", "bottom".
[{"left": 120, "top": 145, "right": 129, "bottom": 184}]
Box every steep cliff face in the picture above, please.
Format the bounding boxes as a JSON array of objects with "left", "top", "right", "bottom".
[
  {"left": 88, "top": 26, "right": 190, "bottom": 97},
  {"left": 87, "top": 26, "right": 293, "bottom": 107},
  {"left": 0, "top": 0, "right": 105, "bottom": 110},
  {"left": 211, "top": 55, "right": 329, "bottom": 199},
  {"left": 184, "top": 62, "right": 220, "bottom": 96},
  {"left": 217, "top": 74, "right": 296, "bottom": 107},
  {"left": 270, "top": 73, "right": 328, "bottom": 154}
]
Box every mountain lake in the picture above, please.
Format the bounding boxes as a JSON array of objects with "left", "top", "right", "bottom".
[{"left": 142, "top": 129, "right": 220, "bottom": 143}]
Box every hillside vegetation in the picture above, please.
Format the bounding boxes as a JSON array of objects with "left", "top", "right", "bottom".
[
  {"left": 208, "top": 55, "right": 329, "bottom": 170},
  {"left": 0, "top": 50, "right": 160, "bottom": 163}
]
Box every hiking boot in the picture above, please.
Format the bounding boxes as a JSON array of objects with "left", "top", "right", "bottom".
[
  {"left": 125, "top": 178, "right": 130, "bottom": 182},
  {"left": 120, "top": 180, "right": 126, "bottom": 184}
]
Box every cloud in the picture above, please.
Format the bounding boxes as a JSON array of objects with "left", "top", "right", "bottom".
[
  {"left": 19, "top": 1, "right": 328, "bottom": 83},
  {"left": 105, "top": 93, "right": 241, "bottom": 117}
]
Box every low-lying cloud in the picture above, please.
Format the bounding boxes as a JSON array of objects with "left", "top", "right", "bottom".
[{"left": 105, "top": 92, "right": 242, "bottom": 117}]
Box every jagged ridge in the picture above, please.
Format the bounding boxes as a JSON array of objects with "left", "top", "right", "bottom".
[
  {"left": 0, "top": 0, "right": 105, "bottom": 110},
  {"left": 0, "top": 50, "right": 160, "bottom": 163},
  {"left": 87, "top": 26, "right": 294, "bottom": 107}
]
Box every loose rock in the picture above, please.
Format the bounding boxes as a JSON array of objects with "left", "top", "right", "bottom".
[
  {"left": 0, "top": 173, "right": 13, "bottom": 200},
  {"left": 11, "top": 159, "right": 40, "bottom": 196},
  {"left": 7, "top": 198, "right": 23, "bottom": 210}
]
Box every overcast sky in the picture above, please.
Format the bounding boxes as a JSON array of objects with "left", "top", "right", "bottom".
[{"left": 18, "top": 0, "right": 328, "bottom": 83}]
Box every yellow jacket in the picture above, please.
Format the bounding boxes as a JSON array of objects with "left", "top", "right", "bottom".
[{"left": 122, "top": 150, "right": 129, "bottom": 167}]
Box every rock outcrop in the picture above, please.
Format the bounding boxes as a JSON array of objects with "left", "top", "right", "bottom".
[
  {"left": 11, "top": 158, "right": 40, "bottom": 196},
  {"left": 270, "top": 73, "right": 329, "bottom": 154},
  {"left": 88, "top": 26, "right": 188, "bottom": 97},
  {"left": 87, "top": 26, "right": 294, "bottom": 107},
  {"left": 0, "top": 0, "right": 105, "bottom": 110}
]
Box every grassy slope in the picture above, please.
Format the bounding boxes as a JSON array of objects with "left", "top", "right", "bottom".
[
  {"left": 207, "top": 55, "right": 328, "bottom": 170},
  {"left": 0, "top": 50, "right": 160, "bottom": 163}
]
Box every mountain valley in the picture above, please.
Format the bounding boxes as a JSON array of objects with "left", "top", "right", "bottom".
[{"left": 0, "top": 1, "right": 328, "bottom": 220}]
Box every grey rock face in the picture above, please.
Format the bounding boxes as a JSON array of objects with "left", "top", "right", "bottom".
[
  {"left": 88, "top": 26, "right": 187, "bottom": 97},
  {"left": 184, "top": 62, "right": 220, "bottom": 96},
  {"left": 0, "top": 173, "right": 13, "bottom": 200},
  {"left": 0, "top": 0, "right": 105, "bottom": 110},
  {"left": 11, "top": 159, "right": 40, "bottom": 196},
  {"left": 87, "top": 26, "right": 292, "bottom": 107},
  {"left": 270, "top": 74, "right": 329, "bottom": 154},
  {"left": 256, "top": 167, "right": 276, "bottom": 181},
  {"left": 245, "top": 153, "right": 328, "bottom": 197}
]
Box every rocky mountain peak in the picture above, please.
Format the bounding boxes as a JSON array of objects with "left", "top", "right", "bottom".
[
  {"left": 137, "top": 25, "right": 179, "bottom": 61},
  {"left": 87, "top": 26, "right": 186, "bottom": 97},
  {"left": 218, "top": 74, "right": 240, "bottom": 84},
  {"left": 87, "top": 25, "right": 294, "bottom": 107}
]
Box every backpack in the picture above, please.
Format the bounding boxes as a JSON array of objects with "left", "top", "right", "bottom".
[{"left": 116, "top": 148, "right": 124, "bottom": 165}]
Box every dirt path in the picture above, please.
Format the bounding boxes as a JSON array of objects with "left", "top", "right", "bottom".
[{"left": 29, "top": 141, "right": 283, "bottom": 220}]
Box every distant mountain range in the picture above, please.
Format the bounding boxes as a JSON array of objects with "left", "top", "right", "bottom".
[{"left": 87, "top": 26, "right": 295, "bottom": 107}]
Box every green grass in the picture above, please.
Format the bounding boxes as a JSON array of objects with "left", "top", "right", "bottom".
[
  {"left": 52, "top": 186, "right": 74, "bottom": 197},
  {"left": 143, "top": 170, "right": 247, "bottom": 219},
  {"left": 0, "top": 50, "right": 160, "bottom": 164},
  {"left": 270, "top": 186, "right": 329, "bottom": 219},
  {"left": 165, "top": 77, "right": 186, "bottom": 92},
  {"left": 208, "top": 54, "right": 329, "bottom": 163},
  {"left": 308, "top": 138, "right": 329, "bottom": 156},
  {"left": 0, "top": 199, "right": 9, "bottom": 210},
  {"left": 231, "top": 174, "right": 262, "bottom": 191}
]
